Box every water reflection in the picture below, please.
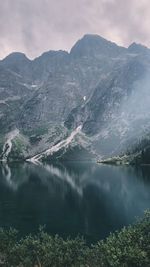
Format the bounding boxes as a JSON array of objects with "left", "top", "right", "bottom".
[{"left": 0, "top": 162, "right": 150, "bottom": 243}]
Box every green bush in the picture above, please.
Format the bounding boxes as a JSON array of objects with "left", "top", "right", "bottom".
[
  {"left": 0, "top": 212, "right": 149, "bottom": 267},
  {"left": 0, "top": 228, "right": 18, "bottom": 255}
]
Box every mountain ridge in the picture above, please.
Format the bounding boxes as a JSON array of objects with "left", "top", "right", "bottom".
[
  {"left": 1, "top": 34, "right": 149, "bottom": 61},
  {"left": 0, "top": 34, "right": 150, "bottom": 162}
]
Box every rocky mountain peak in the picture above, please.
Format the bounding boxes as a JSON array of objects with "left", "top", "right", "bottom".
[
  {"left": 0, "top": 52, "right": 31, "bottom": 78},
  {"left": 1, "top": 35, "right": 150, "bottom": 161},
  {"left": 128, "top": 42, "right": 150, "bottom": 55},
  {"left": 70, "top": 34, "right": 126, "bottom": 58},
  {"left": 2, "top": 52, "right": 30, "bottom": 64},
  {"left": 34, "top": 50, "right": 69, "bottom": 61}
]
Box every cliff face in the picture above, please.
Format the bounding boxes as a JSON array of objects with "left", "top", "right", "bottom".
[{"left": 0, "top": 34, "right": 150, "bottom": 161}]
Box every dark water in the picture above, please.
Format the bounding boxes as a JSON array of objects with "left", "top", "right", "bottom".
[{"left": 0, "top": 162, "right": 150, "bottom": 243}]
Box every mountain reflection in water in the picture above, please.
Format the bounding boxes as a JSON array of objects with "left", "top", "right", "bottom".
[{"left": 0, "top": 162, "right": 150, "bottom": 243}]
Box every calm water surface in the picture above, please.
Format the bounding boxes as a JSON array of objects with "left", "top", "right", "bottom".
[{"left": 0, "top": 162, "right": 150, "bottom": 243}]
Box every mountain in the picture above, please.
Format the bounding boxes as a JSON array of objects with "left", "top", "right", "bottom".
[
  {"left": 0, "top": 34, "right": 150, "bottom": 162},
  {"left": 70, "top": 34, "right": 126, "bottom": 58},
  {"left": 128, "top": 42, "right": 150, "bottom": 55},
  {"left": 65, "top": 56, "right": 150, "bottom": 156}
]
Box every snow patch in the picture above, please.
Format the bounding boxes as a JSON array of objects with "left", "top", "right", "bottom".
[
  {"left": 27, "top": 125, "right": 82, "bottom": 163},
  {"left": 31, "top": 84, "right": 38, "bottom": 88},
  {"left": 1, "top": 129, "right": 19, "bottom": 161}
]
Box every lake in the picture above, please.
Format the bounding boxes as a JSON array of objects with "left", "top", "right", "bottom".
[{"left": 0, "top": 161, "right": 150, "bottom": 244}]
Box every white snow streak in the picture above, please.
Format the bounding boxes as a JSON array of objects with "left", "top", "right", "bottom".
[
  {"left": 1, "top": 129, "right": 19, "bottom": 161},
  {"left": 27, "top": 125, "right": 82, "bottom": 163}
]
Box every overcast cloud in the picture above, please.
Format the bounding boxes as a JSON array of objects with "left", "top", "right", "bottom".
[{"left": 0, "top": 0, "right": 150, "bottom": 59}]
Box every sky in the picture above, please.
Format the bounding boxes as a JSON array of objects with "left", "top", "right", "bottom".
[{"left": 0, "top": 0, "right": 150, "bottom": 59}]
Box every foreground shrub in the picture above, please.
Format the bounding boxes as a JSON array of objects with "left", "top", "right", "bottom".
[
  {"left": 0, "top": 211, "right": 149, "bottom": 267},
  {"left": 90, "top": 211, "right": 150, "bottom": 267},
  {"left": 7, "top": 234, "right": 87, "bottom": 267}
]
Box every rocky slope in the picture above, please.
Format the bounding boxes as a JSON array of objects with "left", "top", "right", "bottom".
[{"left": 0, "top": 34, "right": 150, "bottom": 162}]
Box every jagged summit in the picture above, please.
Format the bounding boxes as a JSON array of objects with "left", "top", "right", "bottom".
[
  {"left": 2, "top": 52, "right": 30, "bottom": 63},
  {"left": 1, "top": 35, "right": 150, "bottom": 62},
  {"left": 70, "top": 34, "right": 126, "bottom": 57},
  {"left": 34, "top": 50, "right": 69, "bottom": 60},
  {"left": 33, "top": 50, "right": 69, "bottom": 67},
  {"left": 128, "top": 42, "right": 150, "bottom": 54},
  {"left": 0, "top": 52, "right": 31, "bottom": 79},
  {"left": 80, "top": 34, "right": 109, "bottom": 41}
]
